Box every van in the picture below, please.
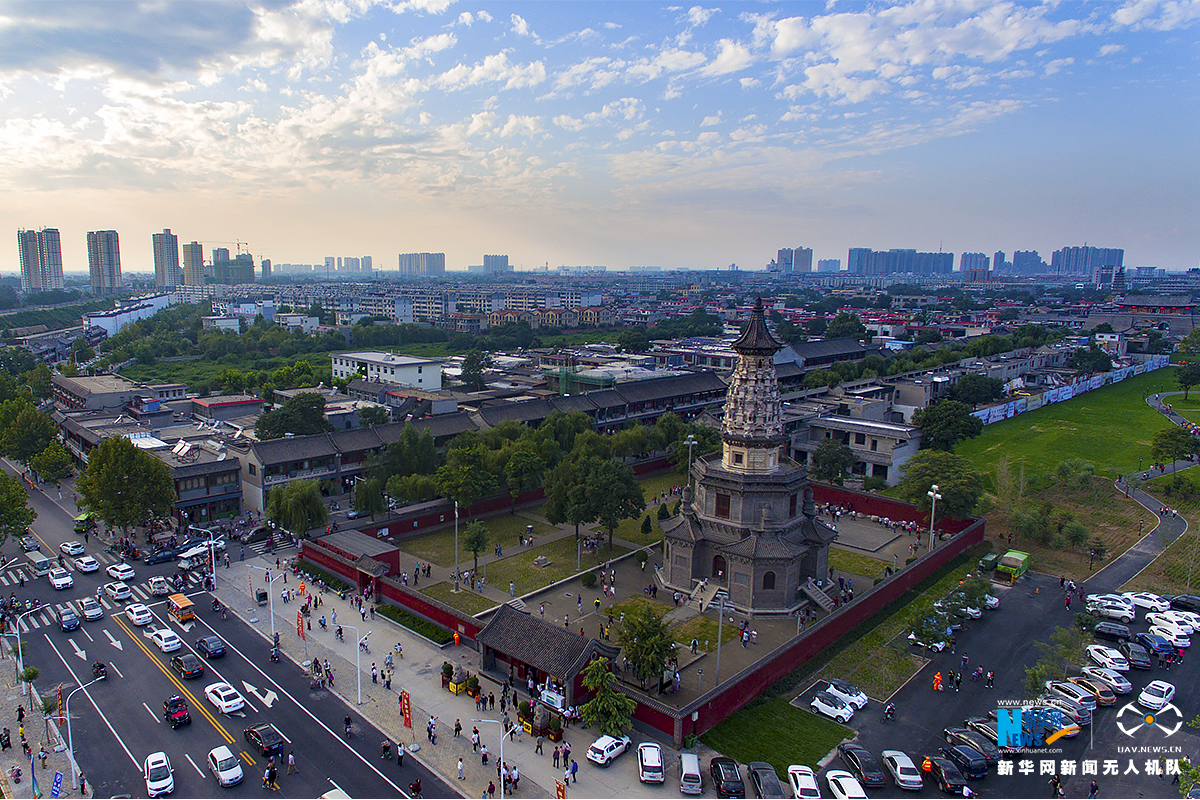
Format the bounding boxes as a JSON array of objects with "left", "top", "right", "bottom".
[
  {"left": 26, "top": 553, "right": 53, "bottom": 578},
  {"left": 680, "top": 752, "right": 702, "bottom": 795},
  {"left": 167, "top": 594, "right": 195, "bottom": 623},
  {"left": 73, "top": 511, "right": 95, "bottom": 533}
]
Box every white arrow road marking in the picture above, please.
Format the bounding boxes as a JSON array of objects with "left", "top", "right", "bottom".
[
  {"left": 104, "top": 630, "right": 123, "bottom": 650},
  {"left": 69, "top": 639, "right": 86, "bottom": 660},
  {"left": 241, "top": 681, "right": 278, "bottom": 708},
  {"left": 185, "top": 753, "right": 205, "bottom": 777}
]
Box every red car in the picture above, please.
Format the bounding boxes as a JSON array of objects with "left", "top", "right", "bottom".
[{"left": 163, "top": 696, "right": 191, "bottom": 729}]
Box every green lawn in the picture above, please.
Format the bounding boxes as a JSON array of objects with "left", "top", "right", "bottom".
[
  {"left": 702, "top": 697, "right": 851, "bottom": 777},
  {"left": 482, "top": 535, "right": 629, "bottom": 597},
  {"left": 121, "top": 351, "right": 332, "bottom": 391},
  {"left": 671, "top": 612, "right": 740, "bottom": 650},
  {"left": 421, "top": 581, "right": 497, "bottom": 616},
  {"left": 829, "top": 548, "right": 891, "bottom": 580},
  {"left": 956, "top": 369, "right": 1179, "bottom": 487},
  {"left": 400, "top": 513, "right": 555, "bottom": 568}
]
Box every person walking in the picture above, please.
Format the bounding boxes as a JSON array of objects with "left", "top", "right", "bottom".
[
  {"left": 570, "top": 759, "right": 578, "bottom": 783},
  {"left": 458, "top": 758, "right": 465, "bottom": 780},
  {"left": 535, "top": 734, "right": 543, "bottom": 755},
  {"left": 1048, "top": 775, "right": 1062, "bottom": 798},
  {"left": 287, "top": 752, "right": 297, "bottom": 774},
  {"left": 371, "top": 663, "right": 378, "bottom": 684},
  {"left": 397, "top": 742, "right": 404, "bottom": 767},
  {"left": 472, "top": 728, "right": 480, "bottom": 752},
  {"left": 481, "top": 744, "right": 489, "bottom": 766},
  {"left": 985, "top": 670, "right": 995, "bottom": 688},
  {"left": 1088, "top": 780, "right": 1100, "bottom": 798},
  {"left": 454, "top": 719, "right": 462, "bottom": 738}
]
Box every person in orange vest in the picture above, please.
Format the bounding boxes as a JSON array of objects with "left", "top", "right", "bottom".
[
  {"left": 453, "top": 632, "right": 460, "bottom": 646},
  {"left": 933, "top": 671, "right": 942, "bottom": 692},
  {"left": 922, "top": 755, "right": 933, "bottom": 773}
]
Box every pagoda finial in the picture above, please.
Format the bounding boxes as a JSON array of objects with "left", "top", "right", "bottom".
[{"left": 732, "top": 296, "right": 781, "bottom": 356}]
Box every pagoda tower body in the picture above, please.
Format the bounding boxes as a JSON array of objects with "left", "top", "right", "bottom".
[{"left": 661, "top": 299, "right": 836, "bottom": 614}]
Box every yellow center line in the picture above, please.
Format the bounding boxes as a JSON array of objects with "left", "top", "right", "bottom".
[
  {"left": 242, "top": 751, "right": 256, "bottom": 766},
  {"left": 111, "top": 614, "right": 235, "bottom": 744}
]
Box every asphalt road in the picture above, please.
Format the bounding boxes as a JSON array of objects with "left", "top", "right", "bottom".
[
  {"left": 3, "top": 461, "right": 452, "bottom": 799},
  {"left": 812, "top": 571, "right": 1200, "bottom": 798}
]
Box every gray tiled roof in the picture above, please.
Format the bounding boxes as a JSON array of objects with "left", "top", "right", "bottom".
[
  {"left": 792, "top": 338, "right": 868, "bottom": 359},
  {"left": 612, "top": 372, "right": 726, "bottom": 403},
  {"left": 476, "top": 605, "right": 620, "bottom": 678},
  {"left": 722, "top": 534, "right": 809, "bottom": 559},
  {"left": 170, "top": 457, "right": 241, "bottom": 479}
]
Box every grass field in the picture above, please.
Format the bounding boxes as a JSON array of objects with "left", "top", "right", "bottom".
[
  {"left": 702, "top": 697, "right": 851, "bottom": 778},
  {"left": 828, "top": 548, "right": 891, "bottom": 581},
  {"left": 121, "top": 351, "right": 332, "bottom": 390},
  {"left": 1122, "top": 473, "right": 1200, "bottom": 594},
  {"left": 956, "top": 369, "right": 1179, "bottom": 487},
  {"left": 482, "top": 535, "right": 629, "bottom": 597},
  {"left": 420, "top": 581, "right": 496, "bottom": 616},
  {"left": 399, "top": 512, "right": 555, "bottom": 568}
]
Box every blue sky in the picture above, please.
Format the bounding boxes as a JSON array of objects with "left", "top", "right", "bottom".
[{"left": 1, "top": 0, "right": 1197, "bottom": 275}]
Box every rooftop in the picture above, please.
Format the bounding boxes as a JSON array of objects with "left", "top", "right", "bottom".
[{"left": 337, "top": 351, "right": 443, "bottom": 366}]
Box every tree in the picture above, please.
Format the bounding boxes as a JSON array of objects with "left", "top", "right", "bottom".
[
  {"left": 1151, "top": 426, "right": 1198, "bottom": 474},
  {"left": 590, "top": 459, "right": 646, "bottom": 550},
  {"left": 1067, "top": 346, "right": 1112, "bottom": 375},
  {"left": 29, "top": 441, "right": 72, "bottom": 486},
  {"left": 265, "top": 479, "right": 328, "bottom": 535},
  {"left": 23, "top": 364, "right": 52, "bottom": 400},
  {"left": 641, "top": 515, "right": 653, "bottom": 535},
  {"left": 460, "top": 350, "right": 489, "bottom": 392},
  {"left": 579, "top": 656, "right": 637, "bottom": 738},
  {"left": 255, "top": 393, "right": 333, "bottom": 440},
  {"left": 503, "top": 446, "right": 546, "bottom": 513},
  {"left": 543, "top": 454, "right": 601, "bottom": 539},
  {"left": 895, "top": 450, "right": 984, "bottom": 520},
  {"left": 774, "top": 318, "right": 805, "bottom": 344},
  {"left": 0, "top": 473, "right": 36, "bottom": 547},
  {"left": 825, "top": 312, "right": 867, "bottom": 341},
  {"left": 620, "top": 604, "right": 675, "bottom": 690},
  {"left": 435, "top": 445, "right": 498, "bottom": 513},
  {"left": 950, "top": 374, "right": 1004, "bottom": 408},
  {"left": 1178, "top": 362, "right": 1200, "bottom": 400},
  {"left": 385, "top": 473, "right": 439, "bottom": 504},
  {"left": 352, "top": 477, "right": 387, "bottom": 519},
  {"left": 358, "top": 406, "right": 390, "bottom": 427},
  {"left": 809, "top": 439, "right": 856, "bottom": 483},
  {"left": 912, "top": 400, "right": 984, "bottom": 451},
  {"left": 462, "top": 520, "right": 489, "bottom": 576},
  {"left": 76, "top": 436, "right": 176, "bottom": 535},
  {"left": 1, "top": 406, "right": 57, "bottom": 467},
  {"left": 617, "top": 328, "right": 650, "bottom": 353}
]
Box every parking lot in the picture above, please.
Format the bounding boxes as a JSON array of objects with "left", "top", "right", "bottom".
[{"left": 810, "top": 570, "right": 1200, "bottom": 797}]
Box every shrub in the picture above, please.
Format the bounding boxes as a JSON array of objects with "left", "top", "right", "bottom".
[
  {"left": 657, "top": 503, "right": 670, "bottom": 521},
  {"left": 519, "top": 700, "right": 531, "bottom": 718},
  {"left": 906, "top": 557, "right": 917, "bottom": 565},
  {"left": 298, "top": 562, "right": 351, "bottom": 593},
  {"left": 642, "top": 515, "right": 653, "bottom": 534},
  {"left": 581, "top": 571, "right": 597, "bottom": 588},
  {"left": 863, "top": 476, "right": 887, "bottom": 492},
  {"left": 375, "top": 604, "right": 454, "bottom": 644},
  {"left": 549, "top": 716, "right": 562, "bottom": 732},
  {"left": 638, "top": 551, "right": 648, "bottom": 566},
  {"left": 672, "top": 500, "right": 682, "bottom": 515}
]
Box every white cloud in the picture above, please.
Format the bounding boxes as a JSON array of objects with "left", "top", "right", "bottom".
[
  {"left": 1098, "top": 43, "right": 1126, "bottom": 56},
  {"left": 687, "top": 6, "right": 718, "bottom": 27},
  {"left": 500, "top": 114, "right": 541, "bottom": 137},
  {"left": 701, "top": 113, "right": 722, "bottom": 126},
  {"left": 1043, "top": 57, "right": 1073, "bottom": 75},
  {"left": 739, "top": 77, "right": 759, "bottom": 89},
  {"left": 701, "top": 39, "right": 755, "bottom": 75},
  {"left": 553, "top": 114, "right": 586, "bottom": 131},
  {"left": 391, "top": 0, "right": 455, "bottom": 14},
  {"left": 477, "top": 11, "right": 493, "bottom": 23},
  {"left": 456, "top": 11, "right": 474, "bottom": 26},
  {"left": 511, "top": 13, "right": 532, "bottom": 37},
  {"left": 436, "top": 53, "right": 547, "bottom": 90}
]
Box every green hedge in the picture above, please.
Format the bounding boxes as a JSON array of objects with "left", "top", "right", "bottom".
[
  {"left": 376, "top": 603, "right": 454, "bottom": 645},
  {"left": 299, "top": 562, "right": 352, "bottom": 593}
]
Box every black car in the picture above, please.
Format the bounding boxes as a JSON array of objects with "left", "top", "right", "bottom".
[
  {"left": 57, "top": 608, "right": 79, "bottom": 632},
  {"left": 837, "top": 742, "right": 888, "bottom": 787},
  {"left": 1166, "top": 594, "right": 1200, "bottom": 613},
  {"left": 20, "top": 535, "right": 40, "bottom": 552},
  {"left": 939, "top": 745, "right": 988, "bottom": 779},
  {"left": 170, "top": 653, "right": 206, "bottom": 679},
  {"left": 196, "top": 635, "right": 226, "bottom": 659},
  {"left": 1092, "top": 621, "right": 1132, "bottom": 643},
  {"left": 1119, "top": 640, "right": 1153, "bottom": 669},
  {"left": 163, "top": 696, "right": 191, "bottom": 728},
  {"left": 942, "top": 727, "right": 1000, "bottom": 766},
  {"left": 143, "top": 548, "right": 178, "bottom": 565},
  {"left": 747, "top": 762, "right": 785, "bottom": 799},
  {"left": 928, "top": 757, "right": 967, "bottom": 794},
  {"left": 1135, "top": 632, "right": 1174, "bottom": 658},
  {"left": 710, "top": 757, "right": 745, "bottom": 799},
  {"left": 244, "top": 723, "right": 284, "bottom": 758}
]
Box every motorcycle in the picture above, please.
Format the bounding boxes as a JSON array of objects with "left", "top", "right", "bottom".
[
  {"left": 92, "top": 661, "right": 107, "bottom": 680},
  {"left": 882, "top": 703, "right": 896, "bottom": 722},
  {"left": 10, "top": 766, "right": 21, "bottom": 784},
  {"left": 269, "top": 648, "right": 280, "bottom": 663}
]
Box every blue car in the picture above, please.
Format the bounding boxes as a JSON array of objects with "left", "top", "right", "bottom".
[
  {"left": 143, "top": 548, "right": 178, "bottom": 565},
  {"left": 1135, "top": 632, "right": 1174, "bottom": 658},
  {"left": 196, "top": 635, "right": 226, "bottom": 659}
]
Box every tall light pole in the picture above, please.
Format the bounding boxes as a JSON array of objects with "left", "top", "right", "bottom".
[
  {"left": 453, "top": 500, "right": 460, "bottom": 592},
  {"left": 473, "top": 717, "right": 520, "bottom": 800},
  {"left": 927, "top": 484, "right": 942, "bottom": 551},
  {"left": 685, "top": 434, "right": 697, "bottom": 489},
  {"left": 714, "top": 595, "right": 725, "bottom": 686},
  {"left": 249, "top": 565, "right": 284, "bottom": 645},
  {"left": 341, "top": 622, "right": 365, "bottom": 705},
  {"left": 190, "top": 525, "right": 219, "bottom": 591},
  {"left": 14, "top": 605, "right": 43, "bottom": 694},
  {"left": 66, "top": 676, "right": 102, "bottom": 788}
]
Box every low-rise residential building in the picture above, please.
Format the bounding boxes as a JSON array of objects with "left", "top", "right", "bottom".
[
  {"left": 329, "top": 352, "right": 443, "bottom": 390},
  {"left": 202, "top": 316, "right": 240, "bottom": 333},
  {"left": 51, "top": 373, "right": 186, "bottom": 412},
  {"left": 788, "top": 410, "right": 921, "bottom": 486}
]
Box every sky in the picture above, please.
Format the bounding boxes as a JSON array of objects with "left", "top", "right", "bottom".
[{"left": 1, "top": 0, "right": 1198, "bottom": 276}]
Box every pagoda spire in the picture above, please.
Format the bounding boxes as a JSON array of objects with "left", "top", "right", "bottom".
[{"left": 720, "top": 298, "right": 784, "bottom": 473}]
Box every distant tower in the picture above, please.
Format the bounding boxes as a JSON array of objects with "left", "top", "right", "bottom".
[
  {"left": 152, "top": 229, "right": 181, "bottom": 289},
  {"left": 261, "top": 258, "right": 272, "bottom": 281},
  {"left": 1112, "top": 267, "right": 1127, "bottom": 295},
  {"left": 86, "top": 230, "right": 122, "bottom": 294},
  {"left": 17, "top": 228, "right": 64, "bottom": 292},
  {"left": 182, "top": 241, "right": 204, "bottom": 285}
]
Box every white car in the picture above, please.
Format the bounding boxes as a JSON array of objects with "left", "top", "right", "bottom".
[
  {"left": 825, "top": 679, "right": 869, "bottom": 709},
  {"left": 1137, "top": 680, "right": 1176, "bottom": 711},
  {"left": 984, "top": 594, "right": 1000, "bottom": 609},
  {"left": 1149, "top": 625, "right": 1191, "bottom": 648},
  {"left": 636, "top": 742, "right": 664, "bottom": 784},
  {"left": 126, "top": 603, "right": 153, "bottom": 626},
  {"left": 1088, "top": 593, "right": 1135, "bottom": 610},
  {"left": 1087, "top": 598, "right": 1134, "bottom": 623},
  {"left": 78, "top": 596, "right": 104, "bottom": 621},
  {"left": 1080, "top": 666, "right": 1132, "bottom": 694},
  {"left": 60, "top": 541, "right": 85, "bottom": 556},
  {"left": 148, "top": 576, "right": 172, "bottom": 597},
  {"left": 1148, "top": 612, "right": 1196, "bottom": 635},
  {"left": 1086, "top": 645, "right": 1130, "bottom": 671},
  {"left": 151, "top": 629, "right": 183, "bottom": 652},
  {"left": 881, "top": 751, "right": 923, "bottom": 791},
  {"left": 207, "top": 745, "right": 243, "bottom": 787},
  {"left": 826, "top": 770, "right": 868, "bottom": 800},
  {"left": 104, "top": 581, "right": 132, "bottom": 601},
  {"left": 205, "top": 682, "right": 245, "bottom": 714},
  {"left": 48, "top": 568, "right": 73, "bottom": 590},
  {"left": 907, "top": 632, "right": 948, "bottom": 652},
  {"left": 810, "top": 691, "right": 854, "bottom": 723},
  {"left": 106, "top": 563, "right": 135, "bottom": 581},
  {"left": 586, "top": 734, "right": 631, "bottom": 766},
  {"left": 73, "top": 556, "right": 100, "bottom": 573},
  {"left": 1123, "top": 591, "right": 1171, "bottom": 612},
  {"left": 143, "top": 751, "right": 174, "bottom": 797},
  {"left": 788, "top": 765, "right": 821, "bottom": 799}
]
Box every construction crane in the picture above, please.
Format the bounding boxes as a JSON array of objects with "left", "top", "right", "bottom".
[{"left": 200, "top": 239, "right": 251, "bottom": 256}]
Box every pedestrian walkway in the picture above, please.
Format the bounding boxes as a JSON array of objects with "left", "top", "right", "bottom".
[{"left": 0, "top": 658, "right": 88, "bottom": 799}]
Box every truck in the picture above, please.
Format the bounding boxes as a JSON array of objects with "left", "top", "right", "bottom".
[{"left": 996, "top": 550, "right": 1030, "bottom": 583}]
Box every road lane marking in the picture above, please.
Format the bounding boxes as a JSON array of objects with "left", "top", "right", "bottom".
[
  {"left": 69, "top": 639, "right": 86, "bottom": 660},
  {"left": 80, "top": 628, "right": 94, "bottom": 643},
  {"left": 110, "top": 662, "right": 124, "bottom": 679},
  {"left": 185, "top": 753, "right": 205, "bottom": 777},
  {"left": 43, "top": 633, "right": 141, "bottom": 772},
  {"left": 242, "top": 681, "right": 278, "bottom": 708},
  {"left": 241, "top": 751, "right": 256, "bottom": 766},
  {"left": 104, "top": 630, "right": 123, "bottom": 650},
  {"left": 142, "top": 703, "right": 158, "bottom": 722}
]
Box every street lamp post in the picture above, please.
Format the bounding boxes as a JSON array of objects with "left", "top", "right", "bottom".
[
  {"left": 927, "top": 484, "right": 942, "bottom": 551},
  {"left": 453, "top": 500, "right": 460, "bottom": 592},
  {"left": 340, "top": 622, "right": 366, "bottom": 705},
  {"left": 249, "top": 565, "right": 284, "bottom": 646},
  {"left": 472, "top": 717, "right": 520, "bottom": 800},
  {"left": 14, "top": 605, "right": 43, "bottom": 694},
  {"left": 685, "top": 435, "right": 697, "bottom": 489},
  {"left": 714, "top": 595, "right": 725, "bottom": 686},
  {"left": 65, "top": 676, "right": 102, "bottom": 788}
]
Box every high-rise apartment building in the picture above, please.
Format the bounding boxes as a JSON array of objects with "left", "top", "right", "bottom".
[
  {"left": 324, "top": 257, "right": 336, "bottom": 274},
  {"left": 212, "top": 247, "right": 230, "bottom": 264},
  {"left": 182, "top": 241, "right": 204, "bottom": 285},
  {"left": 398, "top": 252, "right": 446, "bottom": 276},
  {"left": 775, "top": 247, "right": 812, "bottom": 273},
  {"left": 817, "top": 259, "right": 841, "bottom": 273},
  {"left": 261, "top": 259, "right": 271, "bottom": 281},
  {"left": 152, "top": 229, "right": 181, "bottom": 288},
  {"left": 1051, "top": 246, "right": 1124, "bottom": 278},
  {"left": 959, "top": 252, "right": 989, "bottom": 272},
  {"left": 212, "top": 253, "right": 255, "bottom": 285},
  {"left": 484, "top": 254, "right": 511, "bottom": 274},
  {"left": 17, "top": 228, "right": 64, "bottom": 292},
  {"left": 1012, "top": 250, "right": 1047, "bottom": 275},
  {"left": 86, "top": 230, "right": 122, "bottom": 294},
  {"left": 847, "top": 248, "right": 953, "bottom": 276},
  {"left": 846, "top": 247, "right": 871, "bottom": 274},
  {"left": 362, "top": 256, "right": 372, "bottom": 274}
]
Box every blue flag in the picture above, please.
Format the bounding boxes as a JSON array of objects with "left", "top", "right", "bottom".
[{"left": 30, "top": 747, "right": 41, "bottom": 799}]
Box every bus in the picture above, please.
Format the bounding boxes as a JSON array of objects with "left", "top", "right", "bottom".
[{"left": 26, "top": 552, "right": 53, "bottom": 578}]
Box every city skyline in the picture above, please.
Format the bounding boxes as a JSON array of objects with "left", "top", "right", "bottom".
[{"left": 1, "top": 0, "right": 1197, "bottom": 277}]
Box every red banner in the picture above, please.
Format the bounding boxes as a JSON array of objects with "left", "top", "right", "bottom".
[
  {"left": 57, "top": 685, "right": 64, "bottom": 725},
  {"left": 556, "top": 779, "right": 567, "bottom": 798},
  {"left": 400, "top": 690, "right": 412, "bottom": 729},
  {"left": 297, "top": 611, "right": 304, "bottom": 641}
]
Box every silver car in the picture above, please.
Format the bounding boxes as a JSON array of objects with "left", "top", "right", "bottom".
[{"left": 881, "top": 751, "right": 923, "bottom": 791}]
